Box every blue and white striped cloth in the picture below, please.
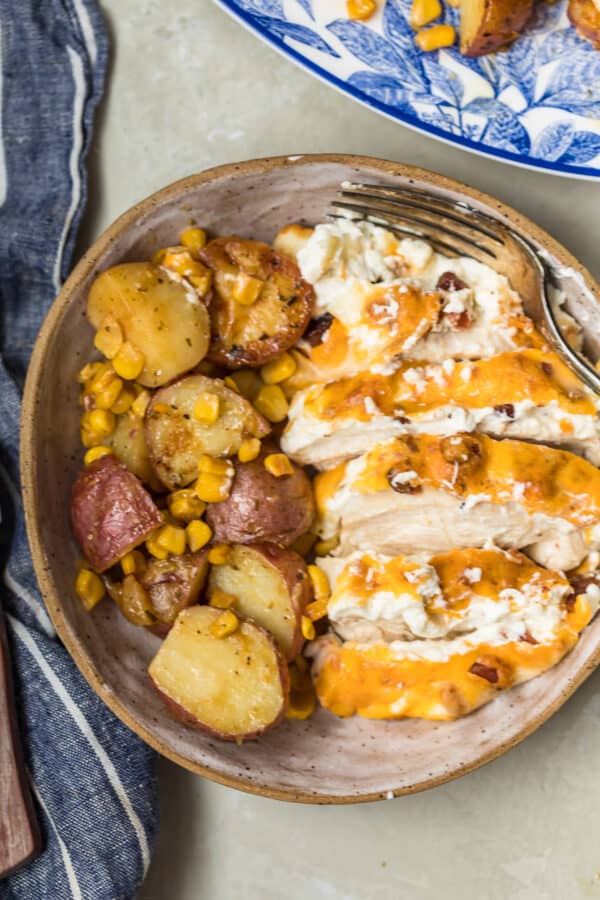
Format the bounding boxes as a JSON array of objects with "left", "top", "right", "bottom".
[{"left": 0, "top": 3, "right": 158, "bottom": 897}]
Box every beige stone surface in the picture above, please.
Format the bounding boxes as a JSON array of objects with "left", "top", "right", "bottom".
[{"left": 81, "top": 2, "right": 600, "bottom": 898}]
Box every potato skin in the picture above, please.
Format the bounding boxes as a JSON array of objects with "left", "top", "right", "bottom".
[
  {"left": 71, "top": 455, "right": 162, "bottom": 572},
  {"left": 141, "top": 550, "right": 209, "bottom": 636},
  {"left": 568, "top": 0, "right": 600, "bottom": 47},
  {"left": 200, "top": 237, "right": 315, "bottom": 368},
  {"left": 460, "top": 0, "right": 534, "bottom": 56},
  {"left": 205, "top": 454, "right": 315, "bottom": 547}
]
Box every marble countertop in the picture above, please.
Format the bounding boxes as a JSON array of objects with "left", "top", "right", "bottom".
[{"left": 84, "top": 3, "right": 600, "bottom": 898}]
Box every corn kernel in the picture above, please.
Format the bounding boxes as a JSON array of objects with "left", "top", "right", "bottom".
[
  {"left": 75, "top": 568, "right": 105, "bottom": 611},
  {"left": 223, "top": 375, "right": 240, "bottom": 393},
  {"left": 264, "top": 453, "right": 294, "bottom": 478},
  {"left": 230, "top": 369, "right": 262, "bottom": 401},
  {"left": 305, "top": 597, "right": 328, "bottom": 622},
  {"left": 415, "top": 23, "right": 455, "bottom": 50},
  {"left": 146, "top": 537, "right": 169, "bottom": 560},
  {"left": 180, "top": 226, "right": 207, "bottom": 256},
  {"left": 198, "top": 455, "right": 234, "bottom": 477},
  {"left": 193, "top": 473, "right": 232, "bottom": 503},
  {"left": 94, "top": 315, "right": 124, "bottom": 360},
  {"left": 301, "top": 616, "right": 316, "bottom": 641},
  {"left": 292, "top": 532, "right": 317, "bottom": 557},
  {"left": 93, "top": 374, "right": 123, "bottom": 411},
  {"left": 121, "top": 550, "right": 146, "bottom": 576},
  {"left": 254, "top": 384, "right": 289, "bottom": 423},
  {"left": 113, "top": 341, "right": 145, "bottom": 380},
  {"left": 232, "top": 272, "right": 264, "bottom": 306},
  {"left": 315, "top": 536, "right": 340, "bottom": 557},
  {"left": 167, "top": 490, "right": 207, "bottom": 523},
  {"left": 186, "top": 519, "right": 212, "bottom": 551},
  {"left": 131, "top": 390, "right": 151, "bottom": 418},
  {"left": 156, "top": 524, "right": 187, "bottom": 556},
  {"left": 260, "top": 353, "right": 297, "bottom": 385},
  {"left": 84, "top": 445, "right": 112, "bottom": 466},
  {"left": 78, "top": 361, "right": 105, "bottom": 384},
  {"left": 346, "top": 0, "right": 377, "bottom": 19},
  {"left": 210, "top": 609, "right": 239, "bottom": 638},
  {"left": 285, "top": 690, "right": 316, "bottom": 720},
  {"left": 238, "top": 438, "right": 261, "bottom": 463},
  {"left": 208, "top": 543, "right": 230, "bottom": 565},
  {"left": 308, "top": 564, "right": 330, "bottom": 600},
  {"left": 193, "top": 392, "right": 220, "bottom": 425},
  {"left": 188, "top": 269, "right": 213, "bottom": 296},
  {"left": 209, "top": 589, "right": 237, "bottom": 609},
  {"left": 80, "top": 408, "right": 116, "bottom": 447},
  {"left": 152, "top": 248, "right": 167, "bottom": 265},
  {"left": 111, "top": 387, "right": 136, "bottom": 414},
  {"left": 410, "top": 0, "right": 441, "bottom": 27}
]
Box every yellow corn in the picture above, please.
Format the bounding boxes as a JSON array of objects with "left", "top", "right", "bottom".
[
  {"left": 223, "top": 375, "right": 240, "bottom": 394},
  {"left": 292, "top": 532, "right": 317, "bottom": 557},
  {"left": 112, "top": 341, "right": 145, "bottom": 380},
  {"left": 180, "top": 226, "right": 207, "bottom": 256},
  {"left": 260, "top": 352, "right": 297, "bottom": 385},
  {"left": 94, "top": 315, "right": 124, "bottom": 360},
  {"left": 263, "top": 453, "right": 294, "bottom": 478},
  {"left": 92, "top": 372, "right": 123, "bottom": 411},
  {"left": 189, "top": 269, "right": 213, "bottom": 295},
  {"left": 80, "top": 409, "right": 116, "bottom": 447},
  {"left": 193, "top": 392, "right": 220, "bottom": 425},
  {"left": 232, "top": 272, "right": 264, "bottom": 306},
  {"left": 301, "top": 616, "right": 316, "bottom": 641},
  {"left": 194, "top": 473, "right": 232, "bottom": 503},
  {"left": 111, "top": 387, "right": 136, "bottom": 414},
  {"left": 78, "top": 361, "right": 106, "bottom": 384},
  {"left": 84, "top": 445, "right": 112, "bottom": 466},
  {"left": 121, "top": 550, "right": 146, "bottom": 576},
  {"left": 230, "top": 368, "right": 262, "bottom": 401},
  {"left": 198, "top": 455, "right": 234, "bottom": 477},
  {"left": 305, "top": 596, "right": 328, "bottom": 622},
  {"left": 209, "top": 589, "right": 237, "bottom": 609},
  {"left": 167, "top": 489, "right": 207, "bottom": 523},
  {"left": 315, "top": 536, "right": 340, "bottom": 557},
  {"left": 208, "top": 543, "right": 230, "bottom": 565},
  {"left": 410, "top": 0, "right": 441, "bottom": 27},
  {"left": 415, "top": 23, "right": 455, "bottom": 50},
  {"left": 285, "top": 689, "right": 316, "bottom": 720},
  {"left": 131, "top": 390, "right": 151, "bottom": 418},
  {"left": 308, "top": 564, "right": 330, "bottom": 601},
  {"left": 75, "top": 568, "right": 105, "bottom": 611},
  {"left": 238, "top": 437, "right": 261, "bottom": 463},
  {"left": 152, "top": 248, "right": 167, "bottom": 265},
  {"left": 254, "top": 384, "right": 289, "bottom": 423},
  {"left": 210, "top": 609, "right": 239, "bottom": 638},
  {"left": 156, "top": 524, "right": 187, "bottom": 556},
  {"left": 346, "top": 0, "right": 377, "bottom": 19},
  {"left": 146, "top": 536, "right": 169, "bottom": 560},
  {"left": 186, "top": 519, "right": 212, "bottom": 551}
]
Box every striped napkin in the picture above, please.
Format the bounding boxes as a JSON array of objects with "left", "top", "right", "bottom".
[{"left": 0, "top": 2, "right": 158, "bottom": 897}]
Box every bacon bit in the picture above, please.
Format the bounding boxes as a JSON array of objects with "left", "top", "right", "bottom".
[
  {"left": 387, "top": 468, "right": 422, "bottom": 494},
  {"left": 394, "top": 414, "right": 411, "bottom": 424},
  {"left": 304, "top": 312, "right": 333, "bottom": 347},
  {"left": 494, "top": 403, "right": 515, "bottom": 418},
  {"left": 567, "top": 573, "right": 600, "bottom": 608},
  {"left": 469, "top": 661, "right": 499, "bottom": 683},
  {"left": 445, "top": 310, "right": 472, "bottom": 330},
  {"left": 440, "top": 434, "right": 481, "bottom": 464},
  {"left": 436, "top": 271, "right": 468, "bottom": 292},
  {"left": 521, "top": 630, "right": 538, "bottom": 645},
  {"left": 541, "top": 361, "right": 553, "bottom": 377}
]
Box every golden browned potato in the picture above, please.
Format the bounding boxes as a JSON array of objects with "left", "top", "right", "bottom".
[
  {"left": 148, "top": 605, "right": 289, "bottom": 740},
  {"left": 200, "top": 237, "right": 315, "bottom": 368},
  {"left": 460, "top": 0, "right": 534, "bottom": 55},
  {"left": 272, "top": 224, "right": 314, "bottom": 264},
  {"left": 109, "top": 412, "right": 155, "bottom": 485},
  {"left": 205, "top": 453, "right": 315, "bottom": 547},
  {"left": 87, "top": 262, "right": 210, "bottom": 387},
  {"left": 71, "top": 455, "right": 162, "bottom": 572},
  {"left": 140, "top": 550, "right": 209, "bottom": 635},
  {"left": 207, "top": 543, "right": 312, "bottom": 659},
  {"left": 568, "top": 0, "right": 600, "bottom": 47},
  {"left": 144, "top": 375, "right": 270, "bottom": 490}
]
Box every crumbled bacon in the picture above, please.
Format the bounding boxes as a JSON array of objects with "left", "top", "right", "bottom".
[
  {"left": 494, "top": 403, "right": 515, "bottom": 419},
  {"left": 437, "top": 271, "right": 468, "bottom": 292},
  {"left": 304, "top": 312, "right": 334, "bottom": 347},
  {"left": 469, "top": 661, "right": 498, "bottom": 683}
]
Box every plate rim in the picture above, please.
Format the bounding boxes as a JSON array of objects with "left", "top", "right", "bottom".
[
  {"left": 21, "top": 153, "right": 600, "bottom": 804},
  {"left": 212, "top": 0, "right": 600, "bottom": 181}
]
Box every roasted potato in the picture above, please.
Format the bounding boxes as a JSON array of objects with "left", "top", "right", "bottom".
[
  {"left": 568, "top": 0, "right": 600, "bottom": 47},
  {"left": 87, "top": 262, "right": 210, "bottom": 387},
  {"left": 205, "top": 452, "right": 315, "bottom": 547},
  {"left": 207, "top": 544, "right": 312, "bottom": 659},
  {"left": 141, "top": 550, "right": 209, "bottom": 635},
  {"left": 144, "top": 374, "right": 270, "bottom": 490},
  {"left": 148, "top": 605, "right": 289, "bottom": 740},
  {"left": 109, "top": 411, "right": 155, "bottom": 485},
  {"left": 103, "top": 574, "right": 157, "bottom": 628},
  {"left": 460, "top": 0, "right": 534, "bottom": 56},
  {"left": 71, "top": 455, "right": 162, "bottom": 572},
  {"left": 200, "top": 237, "right": 315, "bottom": 368},
  {"left": 272, "top": 224, "right": 314, "bottom": 264}
]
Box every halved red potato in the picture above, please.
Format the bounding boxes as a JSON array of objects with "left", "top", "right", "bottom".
[
  {"left": 71, "top": 455, "right": 162, "bottom": 572},
  {"left": 87, "top": 262, "right": 210, "bottom": 387},
  {"left": 568, "top": 0, "right": 600, "bottom": 47},
  {"left": 460, "top": 0, "right": 534, "bottom": 56},
  {"left": 148, "top": 605, "right": 289, "bottom": 740},
  {"left": 140, "top": 550, "right": 209, "bottom": 635},
  {"left": 199, "top": 237, "right": 315, "bottom": 368},
  {"left": 144, "top": 375, "right": 270, "bottom": 490},
  {"left": 109, "top": 412, "right": 155, "bottom": 485},
  {"left": 207, "top": 544, "right": 312, "bottom": 659},
  {"left": 205, "top": 453, "right": 315, "bottom": 546}
]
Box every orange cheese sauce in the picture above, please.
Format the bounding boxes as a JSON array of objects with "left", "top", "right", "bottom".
[
  {"left": 324, "top": 433, "right": 600, "bottom": 528},
  {"left": 331, "top": 553, "right": 439, "bottom": 608},
  {"left": 302, "top": 350, "right": 595, "bottom": 423}
]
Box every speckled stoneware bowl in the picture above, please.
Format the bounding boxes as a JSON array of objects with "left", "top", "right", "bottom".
[{"left": 21, "top": 155, "right": 600, "bottom": 803}]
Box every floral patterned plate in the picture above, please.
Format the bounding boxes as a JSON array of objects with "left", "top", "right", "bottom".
[{"left": 214, "top": 0, "right": 600, "bottom": 178}]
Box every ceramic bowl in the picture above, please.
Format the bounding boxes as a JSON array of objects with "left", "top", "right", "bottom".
[{"left": 21, "top": 154, "right": 600, "bottom": 803}]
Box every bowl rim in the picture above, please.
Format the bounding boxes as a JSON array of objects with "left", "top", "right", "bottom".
[{"left": 20, "top": 153, "right": 600, "bottom": 804}]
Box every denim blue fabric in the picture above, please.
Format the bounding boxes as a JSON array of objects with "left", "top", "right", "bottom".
[{"left": 0, "top": 3, "right": 158, "bottom": 898}]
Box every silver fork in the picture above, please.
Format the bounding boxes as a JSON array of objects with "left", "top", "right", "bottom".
[{"left": 329, "top": 182, "right": 600, "bottom": 394}]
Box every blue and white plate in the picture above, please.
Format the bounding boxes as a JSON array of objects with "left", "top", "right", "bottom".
[{"left": 214, "top": 0, "right": 600, "bottom": 178}]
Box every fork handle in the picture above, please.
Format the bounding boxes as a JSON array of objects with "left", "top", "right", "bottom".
[{"left": 0, "top": 606, "right": 41, "bottom": 877}]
